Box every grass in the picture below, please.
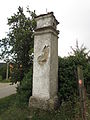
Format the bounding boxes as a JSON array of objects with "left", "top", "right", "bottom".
[
  {"left": 0, "top": 79, "right": 10, "bottom": 83},
  {"left": 0, "top": 75, "right": 11, "bottom": 83},
  {"left": 0, "top": 94, "right": 16, "bottom": 114},
  {"left": 0, "top": 94, "right": 90, "bottom": 120},
  {"left": 0, "top": 94, "right": 30, "bottom": 120}
]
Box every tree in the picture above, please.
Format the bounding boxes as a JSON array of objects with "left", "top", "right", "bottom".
[
  {"left": 70, "top": 41, "right": 90, "bottom": 93},
  {"left": 0, "top": 64, "right": 7, "bottom": 80},
  {"left": 70, "top": 41, "right": 89, "bottom": 65},
  {"left": 58, "top": 56, "right": 78, "bottom": 102},
  {"left": 0, "top": 6, "right": 36, "bottom": 83},
  {"left": 58, "top": 41, "right": 90, "bottom": 102},
  {"left": 17, "top": 66, "right": 33, "bottom": 105}
]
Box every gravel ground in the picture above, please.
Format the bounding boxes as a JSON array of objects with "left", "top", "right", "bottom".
[{"left": 0, "top": 83, "right": 17, "bottom": 99}]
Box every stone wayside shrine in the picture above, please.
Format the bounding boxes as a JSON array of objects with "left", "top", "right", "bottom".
[{"left": 29, "top": 12, "right": 59, "bottom": 110}]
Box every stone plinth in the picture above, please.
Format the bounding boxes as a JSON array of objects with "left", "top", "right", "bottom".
[{"left": 29, "top": 12, "right": 59, "bottom": 110}]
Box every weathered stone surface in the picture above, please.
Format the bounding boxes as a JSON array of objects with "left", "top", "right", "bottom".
[
  {"left": 29, "top": 96, "right": 48, "bottom": 110},
  {"left": 35, "top": 12, "right": 59, "bottom": 30},
  {"left": 33, "top": 32, "right": 51, "bottom": 99},
  {"left": 29, "top": 12, "right": 59, "bottom": 110},
  {"left": 37, "top": 45, "right": 49, "bottom": 65},
  {"left": 29, "top": 96, "right": 59, "bottom": 110}
]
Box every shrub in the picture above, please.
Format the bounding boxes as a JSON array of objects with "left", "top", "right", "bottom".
[
  {"left": 17, "top": 67, "right": 33, "bottom": 105},
  {"left": 58, "top": 54, "right": 90, "bottom": 103},
  {"left": 0, "top": 75, "right": 2, "bottom": 81},
  {"left": 58, "top": 56, "right": 78, "bottom": 102},
  {"left": 0, "top": 64, "right": 7, "bottom": 80}
]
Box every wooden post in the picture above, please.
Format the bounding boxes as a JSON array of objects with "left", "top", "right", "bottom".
[{"left": 77, "top": 65, "right": 87, "bottom": 120}]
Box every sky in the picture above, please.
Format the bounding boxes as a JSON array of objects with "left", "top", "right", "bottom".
[{"left": 0, "top": 0, "right": 90, "bottom": 59}]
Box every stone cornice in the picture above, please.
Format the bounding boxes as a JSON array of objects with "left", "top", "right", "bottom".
[
  {"left": 35, "top": 12, "right": 59, "bottom": 25},
  {"left": 35, "top": 26, "right": 59, "bottom": 37}
]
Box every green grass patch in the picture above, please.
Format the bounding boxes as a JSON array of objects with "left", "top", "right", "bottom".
[
  {"left": 0, "top": 94, "right": 30, "bottom": 120},
  {"left": 0, "top": 79, "right": 10, "bottom": 83},
  {"left": 0, "top": 94, "right": 90, "bottom": 120},
  {"left": 0, "top": 94, "right": 16, "bottom": 115}
]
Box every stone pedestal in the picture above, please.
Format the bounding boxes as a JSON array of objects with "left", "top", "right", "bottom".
[
  {"left": 29, "top": 96, "right": 59, "bottom": 110},
  {"left": 29, "top": 12, "right": 59, "bottom": 110}
]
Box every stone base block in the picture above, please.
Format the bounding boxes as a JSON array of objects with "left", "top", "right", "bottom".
[{"left": 29, "top": 96, "right": 59, "bottom": 110}]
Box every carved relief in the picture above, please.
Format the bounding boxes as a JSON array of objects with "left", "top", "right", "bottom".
[{"left": 37, "top": 45, "right": 49, "bottom": 65}]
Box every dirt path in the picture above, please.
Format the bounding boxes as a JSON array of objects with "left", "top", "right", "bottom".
[{"left": 0, "top": 83, "right": 17, "bottom": 99}]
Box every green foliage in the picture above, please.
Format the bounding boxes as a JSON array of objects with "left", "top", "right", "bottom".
[
  {"left": 0, "top": 106, "right": 29, "bottom": 120},
  {"left": 0, "top": 94, "right": 30, "bottom": 120},
  {"left": 17, "top": 67, "right": 33, "bottom": 105},
  {"left": 58, "top": 42, "right": 90, "bottom": 102},
  {"left": 70, "top": 42, "right": 90, "bottom": 95},
  {"left": 0, "top": 94, "right": 16, "bottom": 115},
  {"left": 0, "top": 94, "right": 90, "bottom": 120},
  {"left": 0, "top": 64, "right": 6, "bottom": 80},
  {"left": 10, "top": 64, "right": 24, "bottom": 83},
  {"left": 83, "top": 61, "right": 90, "bottom": 94},
  {"left": 58, "top": 56, "right": 78, "bottom": 102},
  {"left": 0, "top": 75, "right": 2, "bottom": 81},
  {"left": 0, "top": 6, "right": 36, "bottom": 83}
]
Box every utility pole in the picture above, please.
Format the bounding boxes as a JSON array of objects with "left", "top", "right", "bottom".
[{"left": 77, "top": 65, "right": 87, "bottom": 120}]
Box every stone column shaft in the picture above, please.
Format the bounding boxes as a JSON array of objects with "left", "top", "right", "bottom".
[{"left": 29, "top": 12, "right": 59, "bottom": 110}]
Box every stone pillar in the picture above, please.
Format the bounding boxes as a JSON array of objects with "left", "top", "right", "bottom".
[{"left": 29, "top": 12, "right": 59, "bottom": 110}]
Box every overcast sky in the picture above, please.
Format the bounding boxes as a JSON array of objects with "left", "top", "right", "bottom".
[{"left": 0, "top": 0, "right": 90, "bottom": 58}]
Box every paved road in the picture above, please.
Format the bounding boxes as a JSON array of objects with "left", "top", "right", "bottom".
[{"left": 0, "top": 83, "right": 17, "bottom": 99}]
